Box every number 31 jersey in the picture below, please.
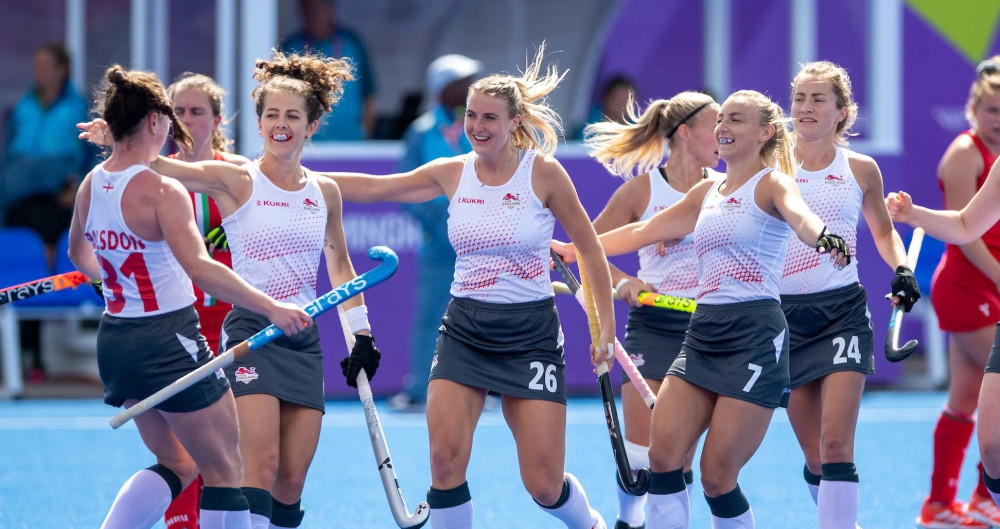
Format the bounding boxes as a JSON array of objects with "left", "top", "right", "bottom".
[{"left": 85, "top": 164, "right": 195, "bottom": 317}]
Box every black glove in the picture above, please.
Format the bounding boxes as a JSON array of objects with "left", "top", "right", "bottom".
[
  {"left": 816, "top": 226, "right": 851, "bottom": 265},
  {"left": 90, "top": 279, "right": 104, "bottom": 300},
  {"left": 340, "top": 334, "right": 381, "bottom": 388},
  {"left": 206, "top": 225, "right": 228, "bottom": 252},
  {"left": 891, "top": 265, "right": 921, "bottom": 313}
]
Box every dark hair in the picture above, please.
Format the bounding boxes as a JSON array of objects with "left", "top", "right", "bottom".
[
  {"left": 36, "top": 42, "right": 71, "bottom": 71},
  {"left": 95, "top": 65, "right": 193, "bottom": 151},
  {"left": 252, "top": 49, "right": 355, "bottom": 124}
]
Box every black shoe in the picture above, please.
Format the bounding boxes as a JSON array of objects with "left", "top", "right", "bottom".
[{"left": 614, "top": 521, "right": 644, "bottom": 529}]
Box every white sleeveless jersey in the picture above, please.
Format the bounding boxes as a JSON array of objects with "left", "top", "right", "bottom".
[
  {"left": 780, "top": 147, "right": 861, "bottom": 294},
  {"left": 222, "top": 162, "right": 327, "bottom": 306},
  {"left": 448, "top": 150, "right": 556, "bottom": 303},
  {"left": 84, "top": 164, "right": 195, "bottom": 317},
  {"left": 694, "top": 168, "right": 791, "bottom": 304},
  {"left": 636, "top": 168, "right": 723, "bottom": 299}
]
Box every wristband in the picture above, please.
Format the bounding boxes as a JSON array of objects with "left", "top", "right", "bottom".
[
  {"left": 615, "top": 278, "right": 631, "bottom": 292},
  {"left": 344, "top": 305, "right": 371, "bottom": 334}
]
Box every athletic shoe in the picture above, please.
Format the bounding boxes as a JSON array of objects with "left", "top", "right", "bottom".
[
  {"left": 916, "top": 499, "right": 990, "bottom": 528},
  {"left": 590, "top": 509, "right": 607, "bottom": 529},
  {"left": 966, "top": 492, "right": 1000, "bottom": 527},
  {"left": 614, "top": 520, "right": 644, "bottom": 529}
]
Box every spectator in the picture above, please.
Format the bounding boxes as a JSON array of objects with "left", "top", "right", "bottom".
[
  {"left": 280, "top": 0, "right": 376, "bottom": 140},
  {"left": 389, "top": 54, "right": 482, "bottom": 412},
  {"left": 0, "top": 42, "right": 91, "bottom": 384},
  {"left": 1, "top": 42, "right": 90, "bottom": 265},
  {"left": 574, "top": 74, "right": 635, "bottom": 140}
]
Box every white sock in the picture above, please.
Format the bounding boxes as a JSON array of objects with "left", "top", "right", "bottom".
[
  {"left": 430, "top": 500, "right": 473, "bottom": 529},
  {"left": 711, "top": 508, "right": 754, "bottom": 529},
  {"left": 646, "top": 489, "right": 689, "bottom": 529},
  {"left": 818, "top": 480, "right": 858, "bottom": 529},
  {"left": 808, "top": 483, "right": 820, "bottom": 504},
  {"left": 250, "top": 513, "right": 269, "bottom": 529},
  {"left": 201, "top": 508, "right": 250, "bottom": 529},
  {"left": 617, "top": 439, "right": 650, "bottom": 527},
  {"left": 100, "top": 469, "right": 173, "bottom": 529},
  {"left": 541, "top": 473, "right": 600, "bottom": 528}
]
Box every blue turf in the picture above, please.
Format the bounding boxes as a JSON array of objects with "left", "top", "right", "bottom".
[{"left": 0, "top": 391, "right": 969, "bottom": 528}]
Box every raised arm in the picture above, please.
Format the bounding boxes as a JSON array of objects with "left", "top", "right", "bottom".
[
  {"left": 78, "top": 118, "right": 248, "bottom": 204},
  {"left": 887, "top": 171, "right": 1000, "bottom": 246},
  {"left": 598, "top": 178, "right": 711, "bottom": 258},
  {"left": 150, "top": 156, "right": 248, "bottom": 203},
  {"left": 322, "top": 156, "right": 461, "bottom": 204}
]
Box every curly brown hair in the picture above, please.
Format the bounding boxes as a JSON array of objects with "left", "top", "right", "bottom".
[{"left": 252, "top": 49, "right": 355, "bottom": 124}]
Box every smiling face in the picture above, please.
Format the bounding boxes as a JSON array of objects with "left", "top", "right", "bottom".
[
  {"left": 791, "top": 76, "right": 847, "bottom": 143},
  {"left": 257, "top": 90, "right": 318, "bottom": 158},
  {"left": 464, "top": 91, "right": 520, "bottom": 156},
  {"left": 172, "top": 87, "right": 220, "bottom": 153},
  {"left": 714, "top": 97, "right": 773, "bottom": 164}
]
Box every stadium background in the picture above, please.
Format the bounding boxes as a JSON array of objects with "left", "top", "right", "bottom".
[{"left": 0, "top": 0, "right": 992, "bottom": 397}]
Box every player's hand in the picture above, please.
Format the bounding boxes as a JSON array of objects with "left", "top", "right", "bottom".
[
  {"left": 890, "top": 265, "right": 921, "bottom": 313},
  {"left": 89, "top": 279, "right": 104, "bottom": 300},
  {"left": 77, "top": 119, "right": 111, "bottom": 146},
  {"left": 267, "top": 302, "right": 312, "bottom": 336},
  {"left": 205, "top": 225, "right": 229, "bottom": 253},
  {"left": 590, "top": 327, "right": 616, "bottom": 370},
  {"left": 654, "top": 238, "right": 683, "bottom": 256},
  {"left": 885, "top": 191, "right": 913, "bottom": 224},
  {"left": 816, "top": 226, "right": 851, "bottom": 267},
  {"left": 341, "top": 334, "right": 381, "bottom": 388},
  {"left": 615, "top": 277, "right": 657, "bottom": 308},
  {"left": 550, "top": 240, "right": 578, "bottom": 266}
]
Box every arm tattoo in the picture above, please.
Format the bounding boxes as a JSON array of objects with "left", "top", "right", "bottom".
[{"left": 324, "top": 238, "right": 336, "bottom": 251}]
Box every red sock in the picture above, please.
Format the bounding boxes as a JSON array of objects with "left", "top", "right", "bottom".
[
  {"left": 929, "top": 411, "right": 975, "bottom": 504},
  {"left": 978, "top": 462, "right": 994, "bottom": 499},
  {"left": 164, "top": 474, "right": 202, "bottom": 529}
]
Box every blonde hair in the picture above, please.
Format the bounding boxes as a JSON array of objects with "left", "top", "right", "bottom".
[
  {"left": 967, "top": 55, "right": 1000, "bottom": 128},
  {"left": 167, "top": 72, "right": 235, "bottom": 152},
  {"left": 584, "top": 91, "right": 716, "bottom": 178},
  {"left": 95, "top": 64, "right": 193, "bottom": 152},
  {"left": 469, "top": 42, "right": 567, "bottom": 156},
  {"left": 791, "top": 61, "right": 858, "bottom": 147},
  {"left": 729, "top": 90, "right": 795, "bottom": 177},
  {"left": 252, "top": 49, "right": 355, "bottom": 124}
]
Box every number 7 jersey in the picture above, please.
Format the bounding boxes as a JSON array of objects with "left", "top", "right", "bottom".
[{"left": 84, "top": 164, "right": 195, "bottom": 317}]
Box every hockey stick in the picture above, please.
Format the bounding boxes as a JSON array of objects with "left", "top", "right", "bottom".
[
  {"left": 108, "top": 246, "right": 398, "bottom": 429},
  {"left": 885, "top": 228, "right": 925, "bottom": 362},
  {"left": 574, "top": 255, "right": 651, "bottom": 496},
  {"left": 550, "top": 256, "right": 656, "bottom": 408},
  {"left": 338, "top": 309, "right": 429, "bottom": 529},
  {"left": 0, "top": 271, "right": 90, "bottom": 305},
  {"left": 552, "top": 281, "right": 696, "bottom": 313}
]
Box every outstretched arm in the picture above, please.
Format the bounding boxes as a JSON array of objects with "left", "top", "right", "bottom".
[{"left": 323, "top": 156, "right": 460, "bottom": 204}]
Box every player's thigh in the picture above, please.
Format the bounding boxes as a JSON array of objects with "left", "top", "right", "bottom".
[
  {"left": 622, "top": 377, "right": 662, "bottom": 443},
  {"left": 163, "top": 391, "right": 243, "bottom": 485},
  {"left": 700, "top": 396, "right": 774, "bottom": 489},
  {"left": 502, "top": 396, "right": 567, "bottom": 485},
  {"left": 648, "top": 376, "right": 714, "bottom": 471}
]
